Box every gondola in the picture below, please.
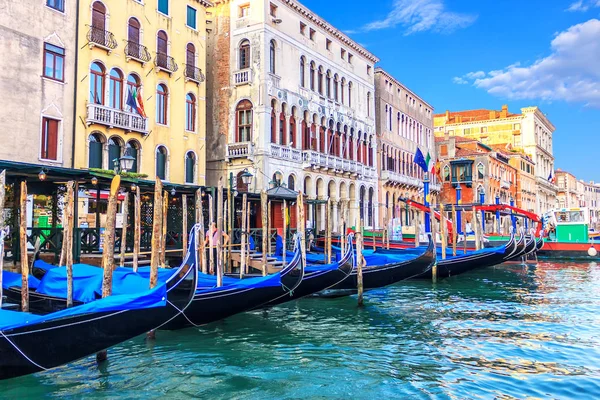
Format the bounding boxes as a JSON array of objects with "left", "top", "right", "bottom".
[
  {"left": 377, "top": 234, "right": 515, "bottom": 279},
  {"left": 160, "top": 235, "right": 305, "bottom": 330},
  {"left": 0, "top": 231, "right": 198, "bottom": 381},
  {"left": 260, "top": 234, "right": 355, "bottom": 307},
  {"left": 317, "top": 234, "right": 436, "bottom": 297},
  {"left": 503, "top": 231, "right": 526, "bottom": 261}
]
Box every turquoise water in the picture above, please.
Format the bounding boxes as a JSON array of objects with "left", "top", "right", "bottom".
[{"left": 3, "top": 262, "right": 600, "bottom": 399}]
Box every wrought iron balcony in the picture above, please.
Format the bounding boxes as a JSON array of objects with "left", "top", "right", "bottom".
[
  {"left": 226, "top": 142, "right": 254, "bottom": 160},
  {"left": 87, "top": 26, "right": 118, "bottom": 51},
  {"left": 124, "top": 41, "right": 151, "bottom": 64},
  {"left": 154, "top": 53, "right": 178, "bottom": 74},
  {"left": 233, "top": 68, "right": 252, "bottom": 85},
  {"left": 86, "top": 103, "right": 148, "bottom": 135},
  {"left": 184, "top": 64, "right": 205, "bottom": 83}
]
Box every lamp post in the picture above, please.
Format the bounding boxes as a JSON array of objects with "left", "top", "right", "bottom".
[
  {"left": 456, "top": 184, "right": 462, "bottom": 234},
  {"left": 479, "top": 187, "right": 485, "bottom": 233},
  {"left": 424, "top": 172, "right": 431, "bottom": 233},
  {"left": 495, "top": 194, "right": 501, "bottom": 233},
  {"left": 113, "top": 149, "right": 135, "bottom": 175}
]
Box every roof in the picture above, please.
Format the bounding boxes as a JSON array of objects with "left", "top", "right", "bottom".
[
  {"left": 435, "top": 136, "right": 477, "bottom": 143},
  {"left": 374, "top": 68, "right": 433, "bottom": 109},
  {"left": 266, "top": 184, "right": 300, "bottom": 200},
  {"left": 434, "top": 107, "right": 522, "bottom": 123}
]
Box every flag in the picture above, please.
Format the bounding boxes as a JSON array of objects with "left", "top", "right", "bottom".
[
  {"left": 413, "top": 148, "right": 428, "bottom": 172},
  {"left": 126, "top": 87, "right": 147, "bottom": 118},
  {"left": 434, "top": 160, "right": 442, "bottom": 180},
  {"left": 548, "top": 170, "right": 556, "bottom": 184},
  {"left": 425, "top": 151, "right": 431, "bottom": 168}
]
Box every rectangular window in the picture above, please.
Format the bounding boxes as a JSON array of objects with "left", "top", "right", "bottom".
[
  {"left": 348, "top": 53, "right": 353, "bottom": 64},
  {"left": 367, "top": 65, "right": 372, "bottom": 76},
  {"left": 41, "top": 117, "right": 59, "bottom": 161},
  {"left": 270, "top": 3, "right": 277, "bottom": 17},
  {"left": 341, "top": 48, "right": 346, "bottom": 60},
  {"left": 158, "top": 0, "right": 169, "bottom": 15},
  {"left": 186, "top": 6, "right": 197, "bottom": 29},
  {"left": 326, "top": 38, "right": 332, "bottom": 51},
  {"left": 309, "top": 28, "right": 316, "bottom": 41},
  {"left": 46, "top": 0, "right": 64, "bottom": 12},
  {"left": 300, "top": 22, "right": 306, "bottom": 35},
  {"left": 239, "top": 4, "right": 250, "bottom": 18},
  {"left": 43, "top": 43, "right": 65, "bottom": 81}
]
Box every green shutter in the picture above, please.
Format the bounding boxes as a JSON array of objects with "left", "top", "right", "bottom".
[
  {"left": 108, "top": 144, "right": 120, "bottom": 169},
  {"left": 156, "top": 152, "right": 166, "bottom": 179},
  {"left": 89, "top": 142, "right": 103, "bottom": 169},
  {"left": 186, "top": 156, "right": 194, "bottom": 183},
  {"left": 187, "top": 6, "right": 196, "bottom": 29},
  {"left": 158, "top": 0, "right": 169, "bottom": 15},
  {"left": 130, "top": 148, "right": 138, "bottom": 173}
]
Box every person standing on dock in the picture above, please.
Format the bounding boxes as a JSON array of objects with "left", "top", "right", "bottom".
[{"left": 204, "top": 222, "right": 230, "bottom": 274}]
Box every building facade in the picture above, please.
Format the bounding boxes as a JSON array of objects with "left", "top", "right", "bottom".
[
  {"left": 74, "top": 0, "right": 210, "bottom": 185},
  {"left": 555, "top": 169, "right": 581, "bottom": 209},
  {"left": 374, "top": 68, "right": 438, "bottom": 227},
  {"left": 582, "top": 181, "right": 600, "bottom": 230},
  {"left": 434, "top": 105, "right": 557, "bottom": 214},
  {"left": 436, "top": 136, "right": 517, "bottom": 224},
  {"left": 0, "top": 0, "right": 77, "bottom": 167},
  {"left": 206, "top": 0, "right": 379, "bottom": 230}
]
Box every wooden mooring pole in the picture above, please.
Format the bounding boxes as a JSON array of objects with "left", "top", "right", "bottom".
[
  {"left": 161, "top": 190, "right": 168, "bottom": 268},
  {"left": 414, "top": 211, "right": 420, "bottom": 248},
  {"left": 20, "top": 181, "right": 29, "bottom": 312},
  {"left": 461, "top": 210, "right": 467, "bottom": 254},
  {"left": 64, "top": 182, "right": 75, "bottom": 308},
  {"left": 452, "top": 204, "right": 457, "bottom": 256},
  {"left": 282, "top": 200, "right": 287, "bottom": 265},
  {"left": 261, "top": 190, "right": 268, "bottom": 276},
  {"left": 240, "top": 193, "right": 247, "bottom": 278},
  {"left": 182, "top": 194, "right": 188, "bottom": 253},
  {"left": 149, "top": 178, "right": 163, "bottom": 289},
  {"left": 208, "top": 194, "right": 214, "bottom": 275},
  {"left": 440, "top": 203, "right": 447, "bottom": 260},
  {"left": 430, "top": 197, "right": 437, "bottom": 283},
  {"left": 356, "top": 216, "right": 365, "bottom": 307},
  {"left": 0, "top": 170, "right": 5, "bottom": 308},
  {"left": 196, "top": 189, "right": 207, "bottom": 274},
  {"left": 216, "top": 179, "right": 223, "bottom": 287},
  {"left": 297, "top": 192, "right": 306, "bottom": 275},
  {"left": 326, "top": 198, "right": 332, "bottom": 264},
  {"left": 133, "top": 186, "right": 141, "bottom": 272},
  {"left": 119, "top": 191, "right": 130, "bottom": 268}
]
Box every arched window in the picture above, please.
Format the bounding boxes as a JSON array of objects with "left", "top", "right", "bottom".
[
  {"left": 443, "top": 165, "right": 450, "bottom": 182},
  {"left": 310, "top": 62, "right": 316, "bottom": 91},
  {"left": 88, "top": 133, "right": 104, "bottom": 169},
  {"left": 368, "top": 188, "right": 374, "bottom": 226},
  {"left": 91, "top": 1, "right": 106, "bottom": 31},
  {"left": 90, "top": 62, "right": 105, "bottom": 104},
  {"left": 127, "top": 17, "right": 141, "bottom": 45},
  {"left": 156, "top": 83, "right": 168, "bottom": 125},
  {"left": 279, "top": 105, "right": 286, "bottom": 145},
  {"left": 126, "top": 140, "right": 140, "bottom": 173},
  {"left": 186, "top": 43, "right": 195, "bottom": 68},
  {"left": 288, "top": 175, "right": 295, "bottom": 191},
  {"left": 477, "top": 163, "right": 484, "bottom": 180},
  {"left": 239, "top": 39, "right": 250, "bottom": 69},
  {"left": 341, "top": 78, "right": 346, "bottom": 104},
  {"left": 318, "top": 66, "right": 324, "bottom": 95},
  {"left": 299, "top": 57, "right": 306, "bottom": 87},
  {"left": 108, "top": 137, "right": 122, "bottom": 168},
  {"left": 270, "top": 101, "right": 277, "bottom": 143},
  {"left": 348, "top": 81, "right": 353, "bottom": 107},
  {"left": 185, "top": 151, "right": 195, "bottom": 184},
  {"left": 156, "top": 30, "right": 168, "bottom": 69},
  {"left": 108, "top": 68, "right": 123, "bottom": 109},
  {"left": 185, "top": 93, "right": 196, "bottom": 132},
  {"left": 289, "top": 110, "right": 296, "bottom": 146},
  {"left": 302, "top": 118, "right": 309, "bottom": 150},
  {"left": 156, "top": 146, "right": 168, "bottom": 180},
  {"left": 269, "top": 40, "right": 276, "bottom": 74},
  {"left": 359, "top": 186, "right": 366, "bottom": 221},
  {"left": 236, "top": 100, "right": 253, "bottom": 142},
  {"left": 333, "top": 74, "right": 339, "bottom": 102},
  {"left": 325, "top": 70, "right": 331, "bottom": 98}
]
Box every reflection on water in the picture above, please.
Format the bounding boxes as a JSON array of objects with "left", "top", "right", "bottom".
[{"left": 4, "top": 262, "right": 600, "bottom": 399}]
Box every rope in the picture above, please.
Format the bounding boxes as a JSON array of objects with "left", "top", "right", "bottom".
[{"left": 0, "top": 330, "right": 49, "bottom": 371}]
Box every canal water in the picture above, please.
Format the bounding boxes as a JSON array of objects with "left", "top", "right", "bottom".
[{"left": 3, "top": 262, "right": 600, "bottom": 399}]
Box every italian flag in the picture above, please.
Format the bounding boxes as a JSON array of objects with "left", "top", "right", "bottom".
[{"left": 126, "top": 87, "right": 147, "bottom": 118}]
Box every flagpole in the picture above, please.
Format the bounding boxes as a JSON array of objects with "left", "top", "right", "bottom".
[{"left": 424, "top": 172, "right": 431, "bottom": 234}]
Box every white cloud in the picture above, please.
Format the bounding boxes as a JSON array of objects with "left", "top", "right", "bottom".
[
  {"left": 457, "top": 19, "right": 600, "bottom": 108},
  {"left": 566, "top": 0, "right": 600, "bottom": 12},
  {"left": 359, "top": 0, "right": 477, "bottom": 35},
  {"left": 453, "top": 77, "right": 469, "bottom": 84}
]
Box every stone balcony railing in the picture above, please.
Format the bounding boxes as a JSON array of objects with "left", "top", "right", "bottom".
[
  {"left": 301, "top": 150, "right": 376, "bottom": 178},
  {"left": 86, "top": 103, "right": 148, "bottom": 135},
  {"left": 380, "top": 170, "right": 424, "bottom": 188},
  {"left": 501, "top": 179, "right": 511, "bottom": 189},
  {"left": 233, "top": 68, "right": 252, "bottom": 85},
  {"left": 270, "top": 144, "right": 302, "bottom": 162},
  {"left": 226, "top": 142, "right": 254, "bottom": 160}
]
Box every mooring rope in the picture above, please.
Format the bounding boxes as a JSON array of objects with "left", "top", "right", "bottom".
[{"left": 0, "top": 330, "right": 49, "bottom": 371}]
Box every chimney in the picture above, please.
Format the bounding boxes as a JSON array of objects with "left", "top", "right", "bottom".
[
  {"left": 489, "top": 110, "right": 497, "bottom": 119},
  {"left": 449, "top": 137, "right": 456, "bottom": 158},
  {"left": 445, "top": 110, "right": 450, "bottom": 122},
  {"left": 500, "top": 104, "right": 508, "bottom": 118},
  {"left": 456, "top": 115, "right": 462, "bottom": 123}
]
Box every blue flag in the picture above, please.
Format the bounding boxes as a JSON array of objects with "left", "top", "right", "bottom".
[{"left": 414, "top": 148, "right": 428, "bottom": 172}]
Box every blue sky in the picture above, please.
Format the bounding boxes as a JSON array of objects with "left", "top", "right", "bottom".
[{"left": 301, "top": 0, "right": 600, "bottom": 182}]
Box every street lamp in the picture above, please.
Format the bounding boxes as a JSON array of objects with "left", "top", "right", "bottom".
[
  {"left": 240, "top": 169, "right": 253, "bottom": 186},
  {"left": 113, "top": 149, "right": 136, "bottom": 174},
  {"left": 38, "top": 169, "right": 47, "bottom": 181}
]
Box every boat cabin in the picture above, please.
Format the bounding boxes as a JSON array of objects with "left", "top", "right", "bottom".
[{"left": 542, "top": 208, "right": 589, "bottom": 243}]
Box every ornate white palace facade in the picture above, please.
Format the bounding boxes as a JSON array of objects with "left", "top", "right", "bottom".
[{"left": 206, "top": 0, "right": 379, "bottom": 230}]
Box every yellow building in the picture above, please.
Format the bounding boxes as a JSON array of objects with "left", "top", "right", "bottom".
[{"left": 74, "top": 0, "right": 210, "bottom": 185}]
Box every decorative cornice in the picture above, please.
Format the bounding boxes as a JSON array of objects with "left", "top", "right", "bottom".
[
  {"left": 375, "top": 67, "right": 433, "bottom": 110},
  {"left": 194, "top": 0, "right": 213, "bottom": 7},
  {"left": 282, "top": 0, "right": 379, "bottom": 64}
]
